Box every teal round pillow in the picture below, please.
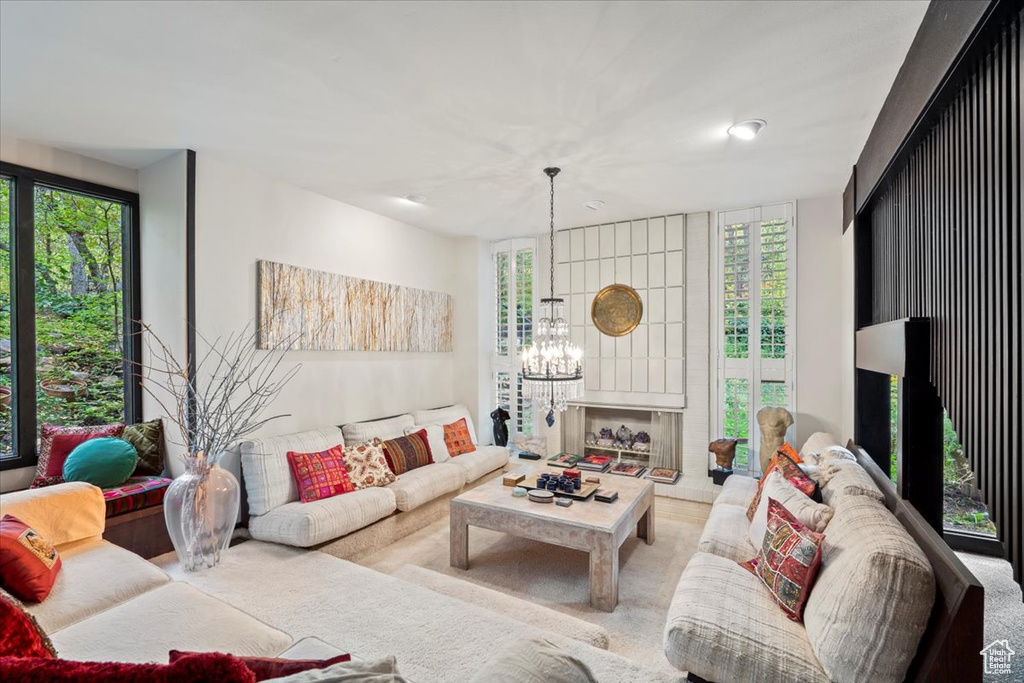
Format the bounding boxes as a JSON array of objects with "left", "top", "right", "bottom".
[{"left": 63, "top": 437, "right": 139, "bottom": 488}]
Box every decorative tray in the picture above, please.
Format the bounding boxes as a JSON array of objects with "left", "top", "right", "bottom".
[{"left": 521, "top": 480, "right": 600, "bottom": 501}]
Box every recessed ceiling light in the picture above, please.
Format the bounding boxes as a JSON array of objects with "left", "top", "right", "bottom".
[
  {"left": 402, "top": 194, "right": 427, "bottom": 205},
  {"left": 584, "top": 200, "right": 605, "bottom": 210},
  {"left": 727, "top": 119, "right": 767, "bottom": 140}
]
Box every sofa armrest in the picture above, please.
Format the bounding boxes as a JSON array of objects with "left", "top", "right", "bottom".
[{"left": 0, "top": 482, "right": 105, "bottom": 546}]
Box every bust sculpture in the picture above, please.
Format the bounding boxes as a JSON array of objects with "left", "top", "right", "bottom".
[
  {"left": 490, "top": 407, "right": 511, "bottom": 447},
  {"left": 756, "top": 407, "right": 794, "bottom": 473}
]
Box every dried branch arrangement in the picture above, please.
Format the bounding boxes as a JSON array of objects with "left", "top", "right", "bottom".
[{"left": 136, "top": 321, "right": 300, "bottom": 463}]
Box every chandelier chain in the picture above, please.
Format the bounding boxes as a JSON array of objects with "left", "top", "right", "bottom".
[{"left": 549, "top": 171, "right": 555, "bottom": 300}]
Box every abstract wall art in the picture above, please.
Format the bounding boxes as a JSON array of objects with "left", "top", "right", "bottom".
[{"left": 257, "top": 260, "right": 453, "bottom": 352}]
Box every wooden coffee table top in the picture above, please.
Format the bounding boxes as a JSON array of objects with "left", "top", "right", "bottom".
[{"left": 451, "top": 465, "right": 653, "bottom": 534}]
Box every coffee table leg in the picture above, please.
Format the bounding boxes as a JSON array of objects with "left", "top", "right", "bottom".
[
  {"left": 450, "top": 505, "right": 468, "bottom": 570},
  {"left": 590, "top": 536, "right": 619, "bottom": 612},
  {"left": 638, "top": 500, "right": 655, "bottom": 545}
]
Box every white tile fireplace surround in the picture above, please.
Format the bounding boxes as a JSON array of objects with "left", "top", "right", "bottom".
[{"left": 552, "top": 212, "right": 715, "bottom": 502}]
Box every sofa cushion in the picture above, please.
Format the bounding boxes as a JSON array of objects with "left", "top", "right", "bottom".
[
  {"left": 381, "top": 430, "right": 433, "bottom": 476},
  {"left": 25, "top": 538, "right": 170, "bottom": 633},
  {"left": 49, "top": 582, "right": 292, "bottom": 663},
  {"left": 412, "top": 404, "right": 478, "bottom": 445},
  {"left": 241, "top": 428, "right": 346, "bottom": 516},
  {"left": 0, "top": 483, "right": 105, "bottom": 548},
  {"left": 664, "top": 551, "right": 829, "bottom": 683},
  {"left": 713, "top": 473, "right": 758, "bottom": 507},
  {"left": 803, "top": 495, "right": 935, "bottom": 683},
  {"left": 469, "top": 637, "right": 598, "bottom": 683},
  {"left": 443, "top": 445, "right": 508, "bottom": 484},
  {"left": 799, "top": 432, "right": 841, "bottom": 462},
  {"left": 820, "top": 458, "right": 886, "bottom": 508},
  {"left": 278, "top": 637, "right": 349, "bottom": 660},
  {"left": 696, "top": 503, "right": 757, "bottom": 563},
  {"left": 102, "top": 476, "right": 173, "bottom": 518},
  {"left": 386, "top": 464, "right": 464, "bottom": 512},
  {"left": 248, "top": 487, "right": 397, "bottom": 547},
  {"left": 341, "top": 415, "right": 415, "bottom": 444}
]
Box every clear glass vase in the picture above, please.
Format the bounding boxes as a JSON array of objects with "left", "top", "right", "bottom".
[{"left": 163, "top": 452, "right": 239, "bottom": 572}]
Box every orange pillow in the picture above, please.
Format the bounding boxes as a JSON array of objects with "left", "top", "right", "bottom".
[
  {"left": 746, "top": 444, "right": 818, "bottom": 520},
  {"left": 0, "top": 515, "right": 62, "bottom": 602},
  {"left": 443, "top": 418, "right": 476, "bottom": 457},
  {"left": 778, "top": 442, "right": 801, "bottom": 463}
]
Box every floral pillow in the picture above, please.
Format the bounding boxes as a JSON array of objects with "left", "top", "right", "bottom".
[
  {"left": 740, "top": 498, "right": 825, "bottom": 622},
  {"left": 32, "top": 423, "right": 125, "bottom": 488},
  {"left": 747, "top": 447, "right": 820, "bottom": 520},
  {"left": 287, "top": 446, "right": 355, "bottom": 503},
  {"left": 443, "top": 418, "right": 475, "bottom": 457},
  {"left": 341, "top": 438, "right": 396, "bottom": 490}
]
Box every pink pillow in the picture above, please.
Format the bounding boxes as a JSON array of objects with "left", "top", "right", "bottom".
[
  {"left": 286, "top": 446, "right": 355, "bottom": 503},
  {"left": 32, "top": 424, "right": 125, "bottom": 488}
]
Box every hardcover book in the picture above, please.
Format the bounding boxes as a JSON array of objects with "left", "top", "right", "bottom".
[
  {"left": 594, "top": 488, "right": 619, "bottom": 503},
  {"left": 646, "top": 467, "right": 680, "bottom": 484},
  {"left": 576, "top": 454, "right": 613, "bottom": 472},
  {"left": 546, "top": 452, "right": 582, "bottom": 468},
  {"left": 610, "top": 462, "right": 646, "bottom": 478}
]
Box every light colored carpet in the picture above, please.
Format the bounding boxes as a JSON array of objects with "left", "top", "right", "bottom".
[
  {"left": 342, "top": 508, "right": 705, "bottom": 678},
  {"left": 957, "top": 552, "right": 1024, "bottom": 682},
  {"left": 154, "top": 541, "right": 683, "bottom": 683}
]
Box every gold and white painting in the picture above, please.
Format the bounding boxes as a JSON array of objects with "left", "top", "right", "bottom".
[{"left": 257, "top": 260, "right": 453, "bottom": 352}]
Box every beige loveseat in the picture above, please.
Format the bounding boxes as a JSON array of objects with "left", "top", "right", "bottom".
[
  {"left": 240, "top": 404, "right": 509, "bottom": 547},
  {"left": 664, "top": 433, "right": 936, "bottom": 683}
]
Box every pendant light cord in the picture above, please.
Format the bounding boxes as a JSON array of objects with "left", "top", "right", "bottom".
[{"left": 549, "top": 171, "right": 555, "bottom": 300}]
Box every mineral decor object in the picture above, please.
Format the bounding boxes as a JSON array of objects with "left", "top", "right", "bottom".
[{"left": 257, "top": 260, "right": 453, "bottom": 352}]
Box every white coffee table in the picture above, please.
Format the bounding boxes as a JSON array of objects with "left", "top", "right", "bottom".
[{"left": 449, "top": 467, "right": 654, "bottom": 611}]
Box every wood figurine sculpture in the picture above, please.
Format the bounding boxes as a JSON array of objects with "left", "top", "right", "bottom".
[
  {"left": 709, "top": 438, "right": 739, "bottom": 470},
  {"left": 756, "top": 407, "right": 793, "bottom": 473}
]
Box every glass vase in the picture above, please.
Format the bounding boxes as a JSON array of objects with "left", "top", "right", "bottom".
[{"left": 164, "top": 452, "right": 239, "bottom": 572}]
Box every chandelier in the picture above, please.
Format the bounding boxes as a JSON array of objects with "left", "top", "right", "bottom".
[{"left": 521, "top": 167, "right": 584, "bottom": 426}]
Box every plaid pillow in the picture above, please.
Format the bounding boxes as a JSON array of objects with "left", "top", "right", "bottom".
[
  {"left": 381, "top": 430, "right": 433, "bottom": 476},
  {"left": 287, "top": 445, "right": 355, "bottom": 503},
  {"left": 747, "top": 446, "right": 820, "bottom": 519},
  {"left": 740, "top": 497, "right": 825, "bottom": 622},
  {"left": 443, "top": 418, "right": 475, "bottom": 457}
]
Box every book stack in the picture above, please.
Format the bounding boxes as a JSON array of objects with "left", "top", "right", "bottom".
[
  {"left": 646, "top": 468, "right": 681, "bottom": 485},
  {"left": 575, "top": 454, "right": 613, "bottom": 472},
  {"left": 546, "top": 452, "right": 581, "bottom": 468},
  {"left": 594, "top": 489, "right": 619, "bottom": 503},
  {"left": 609, "top": 462, "right": 646, "bottom": 478}
]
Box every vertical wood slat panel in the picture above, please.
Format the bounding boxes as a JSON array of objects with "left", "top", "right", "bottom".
[{"left": 866, "top": 10, "right": 1023, "bottom": 587}]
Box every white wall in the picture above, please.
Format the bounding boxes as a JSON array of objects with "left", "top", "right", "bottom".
[
  {"left": 451, "top": 236, "right": 493, "bottom": 445},
  {"left": 794, "top": 195, "right": 845, "bottom": 444},
  {"left": 193, "top": 155, "right": 462, "bottom": 480}
]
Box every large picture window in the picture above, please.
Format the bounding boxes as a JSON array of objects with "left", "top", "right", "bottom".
[
  {"left": 0, "top": 163, "right": 141, "bottom": 470},
  {"left": 492, "top": 238, "right": 536, "bottom": 438},
  {"left": 715, "top": 203, "right": 795, "bottom": 473}
]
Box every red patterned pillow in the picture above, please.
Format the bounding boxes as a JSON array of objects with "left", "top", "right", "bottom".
[
  {"left": 381, "top": 429, "right": 433, "bottom": 476},
  {"left": 32, "top": 423, "right": 125, "bottom": 488},
  {"left": 286, "top": 446, "right": 355, "bottom": 503},
  {"left": 443, "top": 418, "right": 475, "bottom": 457},
  {"left": 0, "top": 516, "right": 62, "bottom": 603},
  {"left": 0, "top": 589, "right": 56, "bottom": 658},
  {"left": 0, "top": 652, "right": 255, "bottom": 682},
  {"left": 747, "top": 447, "right": 819, "bottom": 519},
  {"left": 741, "top": 497, "right": 825, "bottom": 622},
  {"left": 169, "top": 650, "right": 351, "bottom": 681}
]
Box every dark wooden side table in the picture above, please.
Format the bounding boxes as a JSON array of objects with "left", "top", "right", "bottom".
[{"left": 104, "top": 505, "right": 175, "bottom": 559}]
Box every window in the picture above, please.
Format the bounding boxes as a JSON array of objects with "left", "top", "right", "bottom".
[
  {"left": 715, "top": 203, "right": 795, "bottom": 473},
  {"left": 0, "top": 163, "right": 141, "bottom": 470},
  {"left": 492, "top": 238, "right": 536, "bottom": 437}
]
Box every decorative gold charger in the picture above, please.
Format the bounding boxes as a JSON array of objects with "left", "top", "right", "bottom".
[{"left": 591, "top": 284, "right": 643, "bottom": 337}]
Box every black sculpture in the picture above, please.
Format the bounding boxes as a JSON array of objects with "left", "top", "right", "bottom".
[{"left": 490, "top": 407, "right": 511, "bottom": 447}]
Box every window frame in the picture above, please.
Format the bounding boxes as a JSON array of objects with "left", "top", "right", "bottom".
[
  {"left": 491, "top": 237, "right": 537, "bottom": 438},
  {"left": 0, "top": 162, "right": 142, "bottom": 471},
  {"left": 711, "top": 202, "right": 797, "bottom": 475}
]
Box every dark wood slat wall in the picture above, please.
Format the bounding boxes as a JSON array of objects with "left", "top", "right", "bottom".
[{"left": 865, "top": 10, "right": 1023, "bottom": 585}]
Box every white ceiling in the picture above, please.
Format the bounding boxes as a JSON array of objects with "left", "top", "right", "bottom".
[{"left": 0, "top": 1, "right": 927, "bottom": 238}]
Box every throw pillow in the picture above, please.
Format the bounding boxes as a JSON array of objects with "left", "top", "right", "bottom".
[
  {"left": 0, "top": 515, "right": 62, "bottom": 603},
  {"left": 749, "top": 471, "right": 834, "bottom": 549},
  {"left": 468, "top": 637, "right": 598, "bottom": 683},
  {"left": 287, "top": 446, "right": 355, "bottom": 503},
  {"left": 741, "top": 497, "right": 825, "bottom": 622},
  {"left": 443, "top": 418, "right": 476, "bottom": 457},
  {"left": 122, "top": 418, "right": 165, "bottom": 476},
  {"left": 62, "top": 438, "right": 138, "bottom": 489},
  {"left": 341, "top": 439, "right": 396, "bottom": 489},
  {"left": 778, "top": 442, "right": 801, "bottom": 462},
  {"left": 32, "top": 423, "right": 125, "bottom": 488},
  {"left": 0, "top": 588, "right": 56, "bottom": 658},
  {"left": 404, "top": 424, "right": 449, "bottom": 463},
  {"left": 262, "top": 656, "right": 404, "bottom": 682},
  {"left": 820, "top": 458, "right": 886, "bottom": 506},
  {"left": 746, "top": 448, "right": 820, "bottom": 520},
  {"left": 170, "top": 650, "right": 351, "bottom": 682},
  {"left": 0, "top": 651, "right": 255, "bottom": 683},
  {"left": 381, "top": 430, "right": 433, "bottom": 476}
]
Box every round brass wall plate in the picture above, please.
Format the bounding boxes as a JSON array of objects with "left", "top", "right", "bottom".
[{"left": 591, "top": 284, "right": 643, "bottom": 337}]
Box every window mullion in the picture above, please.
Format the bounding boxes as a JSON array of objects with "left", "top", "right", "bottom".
[{"left": 11, "top": 174, "right": 38, "bottom": 462}]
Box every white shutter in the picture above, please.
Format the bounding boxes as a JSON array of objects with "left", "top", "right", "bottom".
[{"left": 491, "top": 238, "right": 538, "bottom": 437}]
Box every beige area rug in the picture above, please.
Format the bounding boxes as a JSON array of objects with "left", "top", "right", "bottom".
[{"left": 333, "top": 504, "right": 705, "bottom": 678}]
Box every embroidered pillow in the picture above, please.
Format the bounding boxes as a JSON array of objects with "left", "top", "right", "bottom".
[
  {"left": 443, "top": 418, "right": 476, "bottom": 457},
  {"left": 741, "top": 498, "right": 825, "bottom": 622},
  {"left": 747, "top": 448, "right": 820, "bottom": 520},
  {"left": 170, "top": 650, "right": 351, "bottom": 681},
  {"left": 122, "top": 418, "right": 166, "bottom": 476},
  {"left": 381, "top": 430, "right": 433, "bottom": 476},
  {"left": 341, "top": 438, "right": 396, "bottom": 489},
  {"left": 0, "top": 515, "right": 62, "bottom": 603},
  {"left": 0, "top": 587, "right": 57, "bottom": 658},
  {"left": 287, "top": 446, "right": 355, "bottom": 503},
  {"left": 32, "top": 423, "right": 125, "bottom": 488}
]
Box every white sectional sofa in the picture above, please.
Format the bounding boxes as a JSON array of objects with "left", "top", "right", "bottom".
[
  {"left": 664, "top": 434, "right": 937, "bottom": 683},
  {"left": 241, "top": 404, "right": 509, "bottom": 548}
]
